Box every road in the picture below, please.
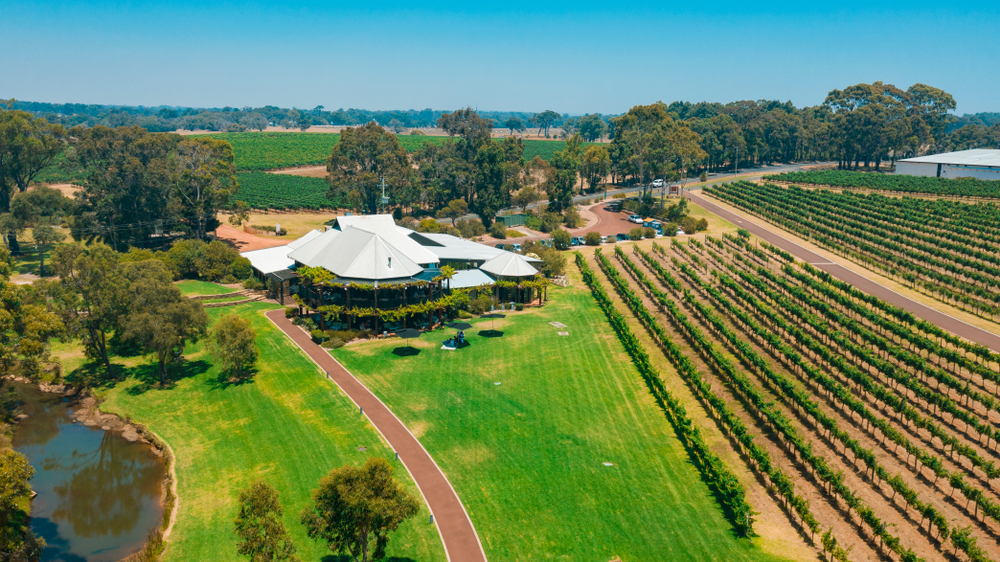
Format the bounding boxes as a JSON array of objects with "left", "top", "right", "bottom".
[
  {"left": 265, "top": 309, "right": 488, "bottom": 562},
  {"left": 687, "top": 192, "right": 1000, "bottom": 353}
]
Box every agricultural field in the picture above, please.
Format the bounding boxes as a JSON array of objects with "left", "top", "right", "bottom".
[
  {"left": 578, "top": 238, "right": 1000, "bottom": 562},
  {"left": 766, "top": 170, "right": 1000, "bottom": 199},
  {"left": 334, "top": 281, "right": 807, "bottom": 562},
  {"left": 707, "top": 181, "right": 1000, "bottom": 320},
  {"left": 197, "top": 132, "right": 589, "bottom": 171},
  {"left": 234, "top": 171, "right": 339, "bottom": 210}
]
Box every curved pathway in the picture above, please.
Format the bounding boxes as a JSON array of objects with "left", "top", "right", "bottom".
[
  {"left": 264, "top": 309, "right": 488, "bottom": 562},
  {"left": 688, "top": 193, "right": 1000, "bottom": 353}
]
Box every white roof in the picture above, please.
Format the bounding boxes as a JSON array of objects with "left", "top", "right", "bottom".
[
  {"left": 898, "top": 149, "right": 1000, "bottom": 168},
  {"left": 240, "top": 229, "right": 324, "bottom": 274},
  {"left": 412, "top": 232, "right": 542, "bottom": 263},
  {"left": 479, "top": 252, "right": 539, "bottom": 278},
  {"left": 334, "top": 215, "right": 439, "bottom": 265},
  {"left": 450, "top": 269, "right": 495, "bottom": 289},
  {"left": 288, "top": 226, "right": 423, "bottom": 280}
]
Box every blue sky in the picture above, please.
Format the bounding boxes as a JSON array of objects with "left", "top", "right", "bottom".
[{"left": 2, "top": 1, "right": 998, "bottom": 115}]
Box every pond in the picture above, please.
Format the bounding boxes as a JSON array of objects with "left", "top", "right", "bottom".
[{"left": 12, "top": 383, "right": 167, "bottom": 562}]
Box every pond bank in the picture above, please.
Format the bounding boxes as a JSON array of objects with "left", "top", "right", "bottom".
[{"left": 8, "top": 378, "right": 174, "bottom": 562}]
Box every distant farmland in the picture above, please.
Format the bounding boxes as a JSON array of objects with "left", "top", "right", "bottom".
[{"left": 197, "top": 132, "right": 591, "bottom": 171}]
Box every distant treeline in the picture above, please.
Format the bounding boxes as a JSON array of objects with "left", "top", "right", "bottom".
[
  {"left": 8, "top": 82, "right": 1000, "bottom": 170},
  {"left": 8, "top": 100, "right": 565, "bottom": 134}
]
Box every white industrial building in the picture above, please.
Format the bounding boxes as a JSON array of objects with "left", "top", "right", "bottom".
[{"left": 895, "top": 149, "right": 1000, "bottom": 181}]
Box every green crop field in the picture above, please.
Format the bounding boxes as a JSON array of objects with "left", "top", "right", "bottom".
[
  {"left": 197, "top": 132, "right": 589, "bottom": 172},
  {"left": 334, "top": 279, "right": 796, "bottom": 562},
  {"left": 234, "top": 171, "right": 339, "bottom": 210},
  {"left": 81, "top": 302, "right": 447, "bottom": 562}
]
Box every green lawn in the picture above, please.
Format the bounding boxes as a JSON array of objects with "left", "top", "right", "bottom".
[
  {"left": 175, "top": 280, "right": 236, "bottom": 296},
  {"left": 91, "top": 302, "right": 447, "bottom": 562},
  {"left": 334, "top": 279, "right": 794, "bottom": 562}
]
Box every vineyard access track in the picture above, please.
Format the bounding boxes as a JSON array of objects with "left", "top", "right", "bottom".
[{"left": 689, "top": 192, "right": 1000, "bottom": 354}]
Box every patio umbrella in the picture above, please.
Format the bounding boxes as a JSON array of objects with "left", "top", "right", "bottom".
[
  {"left": 392, "top": 328, "right": 422, "bottom": 356},
  {"left": 481, "top": 307, "right": 507, "bottom": 337},
  {"left": 447, "top": 321, "right": 473, "bottom": 330}
]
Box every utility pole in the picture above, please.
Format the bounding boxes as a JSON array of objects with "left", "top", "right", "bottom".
[{"left": 378, "top": 176, "right": 389, "bottom": 215}]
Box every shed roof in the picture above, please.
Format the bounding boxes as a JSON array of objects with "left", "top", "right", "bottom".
[
  {"left": 450, "top": 269, "right": 495, "bottom": 289},
  {"left": 898, "top": 149, "right": 1000, "bottom": 168},
  {"left": 410, "top": 232, "right": 542, "bottom": 263},
  {"left": 240, "top": 229, "right": 325, "bottom": 274},
  {"left": 479, "top": 252, "right": 539, "bottom": 278}
]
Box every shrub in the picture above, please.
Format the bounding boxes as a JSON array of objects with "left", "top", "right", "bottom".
[
  {"left": 514, "top": 303, "right": 524, "bottom": 311},
  {"left": 612, "top": 193, "right": 626, "bottom": 199},
  {"left": 538, "top": 247, "right": 567, "bottom": 276},
  {"left": 551, "top": 229, "right": 572, "bottom": 251},
  {"left": 540, "top": 211, "right": 563, "bottom": 233},
  {"left": 357, "top": 329, "right": 374, "bottom": 340},
  {"left": 458, "top": 310, "right": 473, "bottom": 319},
  {"left": 229, "top": 256, "right": 253, "bottom": 279},
  {"left": 563, "top": 206, "right": 582, "bottom": 228},
  {"left": 584, "top": 231, "right": 602, "bottom": 246},
  {"left": 699, "top": 171, "right": 708, "bottom": 182},
  {"left": 284, "top": 307, "right": 299, "bottom": 318},
  {"left": 220, "top": 274, "right": 239, "bottom": 284},
  {"left": 696, "top": 217, "right": 709, "bottom": 232},
  {"left": 409, "top": 129, "right": 425, "bottom": 135},
  {"left": 331, "top": 329, "right": 360, "bottom": 342},
  {"left": 418, "top": 218, "right": 440, "bottom": 233},
  {"left": 243, "top": 277, "right": 265, "bottom": 290},
  {"left": 680, "top": 216, "right": 698, "bottom": 234},
  {"left": 524, "top": 215, "right": 543, "bottom": 231},
  {"left": 643, "top": 227, "right": 657, "bottom": 239},
  {"left": 489, "top": 221, "right": 507, "bottom": 239},
  {"left": 443, "top": 226, "right": 462, "bottom": 237},
  {"left": 321, "top": 337, "right": 346, "bottom": 349},
  {"left": 310, "top": 329, "right": 326, "bottom": 343},
  {"left": 663, "top": 222, "right": 679, "bottom": 236},
  {"left": 605, "top": 235, "right": 618, "bottom": 243},
  {"left": 398, "top": 216, "right": 419, "bottom": 230},
  {"left": 629, "top": 228, "right": 645, "bottom": 241},
  {"left": 469, "top": 294, "right": 494, "bottom": 315}
]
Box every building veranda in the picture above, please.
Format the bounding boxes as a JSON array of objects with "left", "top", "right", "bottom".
[{"left": 241, "top": 214, "right": 548, "bottom": 334}]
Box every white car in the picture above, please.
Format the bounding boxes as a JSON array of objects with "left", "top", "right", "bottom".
[
  {"left": 628, "top": 214, "right": 643, "bottom": 224},
  {"left": 652, "top": 179, "right": 665, "bottom": 188}
]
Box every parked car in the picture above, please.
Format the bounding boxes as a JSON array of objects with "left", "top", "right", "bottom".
[
  {"left": 495, "top": 243, "right": 506, "bottom": 249},
  {"left": 538, "top": 238, "right": 553, "bottom": 247},
  {"left": 652, "top": 179, "right": 665, "bottom": 188},
  {"left": 511, "top": 243, "right": 521, "bottom": 251},
  {"left": 600, "top": 235, "right": 609, "bottom": 244},
  {"left": 618, "top": 232, "right": 633, "bottom": 242},
  {"left": 628, "top": 214, "right": 643, "bottom": 224},
  {"left": 571, "top": 236, "right": 585, "bottom": 246}
]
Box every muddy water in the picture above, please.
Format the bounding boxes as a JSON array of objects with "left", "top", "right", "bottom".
[{"left": 11, "top": 383, "right": 166, "bottom": 562}]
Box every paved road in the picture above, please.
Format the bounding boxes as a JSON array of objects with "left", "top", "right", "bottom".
[
  {"left": 687, "top": 193, "right": 1000, "bottom": 353},
  {"left": 265, "top": 309, "right": 488, "bottom": 562}
]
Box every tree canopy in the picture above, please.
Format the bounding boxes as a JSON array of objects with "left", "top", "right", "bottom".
[{"left": 300, "top": 457, "right": 419, "bottom": 562}]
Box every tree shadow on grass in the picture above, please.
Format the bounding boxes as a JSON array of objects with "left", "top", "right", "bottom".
[
  {"left": 204, "top": 369, "right": 257, "bottom": 391},
  {"left": 320, "top": 554, "right": 416, "bottom": 562},
  {"left": 123, "top": 359, "right": 211, "bottom": 395}
]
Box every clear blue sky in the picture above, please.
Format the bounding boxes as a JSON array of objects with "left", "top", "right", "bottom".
[{"left": 2, "top": 1, "right": 998, "bottom": 115}]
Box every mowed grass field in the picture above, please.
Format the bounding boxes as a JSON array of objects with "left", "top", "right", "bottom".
[
  {"left": 93, "top": 302, "right": 447, "bottom": 562},
  {"left": 334, "top": 279, "right": 796, "bottom": 562},
  {"left": 197, "top": 132, "right": 592, "bottom": 171},
  {"left": 175, "top": 279, "right": 236, "bottom": 296}
]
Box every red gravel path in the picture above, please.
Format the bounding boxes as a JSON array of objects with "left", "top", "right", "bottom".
[
  {"left": 265, "top": 309, "right": 487, "bottom": 562},
  {"left": 688, "top": 192, "right": 1000, "bottom": 353}
]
